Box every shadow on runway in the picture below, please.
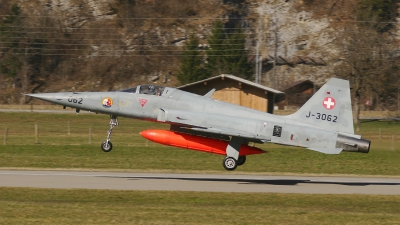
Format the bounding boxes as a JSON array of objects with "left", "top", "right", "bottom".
[{"left": 102, "top": 176, "right": 400, "bottom": 187}]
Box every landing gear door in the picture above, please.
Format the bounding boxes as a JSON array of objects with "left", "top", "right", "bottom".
[{"left": 157, "top": 108, "right": 166, "bottom": 122}]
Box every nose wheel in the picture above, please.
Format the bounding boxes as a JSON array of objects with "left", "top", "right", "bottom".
[
  {"left": 101, "top": 115, "right": 118, "bottom": 152},
  {"left": 101, "top": 141, "right": 113, "bottom": 152}
]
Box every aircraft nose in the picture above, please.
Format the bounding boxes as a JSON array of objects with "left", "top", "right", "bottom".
[{"left": 26, "top": 93, "right": 56, "bottom": 101}]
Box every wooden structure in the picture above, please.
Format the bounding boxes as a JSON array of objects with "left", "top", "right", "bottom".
[
  {"left": 178, "top": 74, "right": 283, "bottom": 113},
  {"left": 276, "top": 80, "right": 316, "bottom": 110}
]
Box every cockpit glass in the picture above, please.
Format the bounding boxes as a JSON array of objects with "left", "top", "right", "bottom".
[
  {"left": 139, "top": 85, "right": 165, "bottom": 96},
  {"left": 120, "top": 87, "right": 137, "bottom": 93},
  {"left": 120, "top": 85, "right": 165, "bottom": 96}
]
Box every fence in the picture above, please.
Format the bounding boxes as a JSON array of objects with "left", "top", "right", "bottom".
[
  {"left": 2, "top": 121, "right": 399, "bottom": 150},
  {"left": 1, "top": 117, "right": 168, "bottom": 147}
]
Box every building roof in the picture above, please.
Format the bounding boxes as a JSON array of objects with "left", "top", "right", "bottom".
[
  {"left": 178, "top": 74, "right": 284, "bottom": 94},
  {"left": 283, "top": 80, "right": 314, "bottom": 91}
]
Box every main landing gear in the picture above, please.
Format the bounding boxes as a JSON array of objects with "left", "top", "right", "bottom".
[
  {"left": 101, "top": 115, "right": 118, "bottom": 152},
  {"left": 223, "top": 136, "right": 247, "bottom": 171},
  {"left": 222, "top": 155, "right": 246, "bottom": 171}
]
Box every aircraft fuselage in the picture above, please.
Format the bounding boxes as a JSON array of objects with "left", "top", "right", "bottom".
[{"left": 29, "top": 85, "right": 369, "bottom": 155}]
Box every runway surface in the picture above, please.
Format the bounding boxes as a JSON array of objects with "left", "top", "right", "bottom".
[{"left": 1, "top": 170, "right": 400, "bottom": 195}]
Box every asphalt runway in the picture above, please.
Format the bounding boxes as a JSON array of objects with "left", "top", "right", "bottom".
[{"left": 1, "top": 170, "right": 400, "bottom": 195}]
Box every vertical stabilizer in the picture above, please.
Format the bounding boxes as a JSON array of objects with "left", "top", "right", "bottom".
[{"left": 287, "top": 78, "right": 354, "bottom": 134}]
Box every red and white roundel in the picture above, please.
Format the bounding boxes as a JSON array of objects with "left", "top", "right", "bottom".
[
  {"left": 102, "top": 97, "right": 113, "bottom": 108},
  {"left": 323, "top": 97, "right": 336, "bottom": 110}
]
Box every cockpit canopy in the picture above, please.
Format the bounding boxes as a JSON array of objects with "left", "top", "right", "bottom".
[{"left": 120, "top": 84, "right": 166, "bottom": 96}]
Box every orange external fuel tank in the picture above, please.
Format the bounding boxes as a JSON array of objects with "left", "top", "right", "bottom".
[{"left": 140, "top": 130, "right": 265, "bottom": 156}]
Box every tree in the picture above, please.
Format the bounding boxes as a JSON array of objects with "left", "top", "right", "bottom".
[
  {"left": 335, "top": 25, "right": 396, "bottom": 131},
  {"left": 205, "top": 20, "right": 253, "bottom": 79},
  {"left": 335, "top": 1, "right": 399, "bottom": 130},
  {"left": 0, "top": 5, "right": 24, "bottom": 81},
  {"left": 205, "top": 20, "right": 226, "bottom": 76},
  {"left": 177, "top": 34, "right": 207, "bottom": 85},
  {"left": 223, "top": 26, "right": 253, "bottom": 79},
  {"left": 357, "top": 0, "right": 398, "bottom": 32},
  {"left": 0, "top": 4, "right": 64, "bottom": 103}
]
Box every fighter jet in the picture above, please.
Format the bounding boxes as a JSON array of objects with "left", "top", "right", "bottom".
[{"left": 26, "top": 77, "right": 370, "bottom": 171}]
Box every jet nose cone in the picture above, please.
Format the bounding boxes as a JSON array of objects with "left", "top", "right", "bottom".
[
  {"left": 26, "top": 93, "right": 56, "bottom": 101},
  {"left": 25, "top": 93, "right": 66, "bottom": 105}
]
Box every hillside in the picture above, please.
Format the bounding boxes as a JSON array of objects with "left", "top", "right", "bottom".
[{"left": 0, "top": 0, "right": 399, "bottom": 109}]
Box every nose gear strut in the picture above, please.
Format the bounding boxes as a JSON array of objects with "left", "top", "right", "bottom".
[{"left": 101, "top": 115, "right": 118, "bottom": 152}]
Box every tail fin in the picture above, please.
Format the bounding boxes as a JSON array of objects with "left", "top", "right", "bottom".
[{"left": 287, "top": 78, "right": 354, "bottom": 134}]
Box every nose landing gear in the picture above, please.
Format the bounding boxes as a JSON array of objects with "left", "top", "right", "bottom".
[{"left": 101, "top": 115, "right": 118, "bottom": 152}]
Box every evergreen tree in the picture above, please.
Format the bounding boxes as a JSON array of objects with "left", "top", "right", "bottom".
[
  {"left": 357, "top": 0, "right": 398, "bottom": 32},
  {"left": 0, "top": 5, "right": 24, "bottom": 79},
  {"left": 177, "top": 21, "right": 253, "bottom": 84},
  {"left": 177, "top": 34, "right": 207, "bottom": 85},
  {"left": 205, "top": 21, "right": 253, "bottom": 79},
  {"left": 0, "top": 4, "right": 59, "bottom": 100},
  {"left": 205, "top": 20, "right": 226, "bottom": 76},
  {"left": 223, "top": 26, "right": 253, "bottom": 79}
]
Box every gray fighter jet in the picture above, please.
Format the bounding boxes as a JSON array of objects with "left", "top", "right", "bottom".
[{"left": 27, "top": 77, "right": 370, "bottom": 171}]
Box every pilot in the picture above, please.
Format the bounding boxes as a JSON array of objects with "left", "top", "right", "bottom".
[
  {"left": 148, "top": 85, "right": 155, "bottom": 95},
  {"left": 156, "top": 88, "right": 162, "bottom": 96}
]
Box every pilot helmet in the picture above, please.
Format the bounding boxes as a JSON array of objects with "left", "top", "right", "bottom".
[{"left": 149, "top": 86, "right": 155, "bottom": 92}]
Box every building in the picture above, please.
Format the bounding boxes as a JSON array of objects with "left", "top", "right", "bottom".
[
  {"left": 275, "top": 80, "right": 316, "bottom": 110},
  {"left": 178, "top": 74, "right": 283, "bottom": 114}
]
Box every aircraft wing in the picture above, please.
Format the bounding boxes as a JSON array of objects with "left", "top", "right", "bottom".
[
  {"left": 157, "top": 108, "right": 271, "bottom": 142},
  {"left": 181, "top": 125, "right": 268, "bottom": 140}
]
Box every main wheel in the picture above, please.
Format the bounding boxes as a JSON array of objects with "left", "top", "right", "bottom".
[
  {"left": 237, "top": 156, "right": 247, "bottom": 166},
  {"left": 101, "top": 141, "right": 113, "bottom": 152},
  {"left": 223, "top": 157, "right": 237, "bottom": 171}
]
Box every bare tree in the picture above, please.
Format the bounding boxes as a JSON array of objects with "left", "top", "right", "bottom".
[{"left": 335, "top": 24, "right": 396, "bottom": 131}]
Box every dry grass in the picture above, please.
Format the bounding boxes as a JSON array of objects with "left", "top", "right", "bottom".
[
  {"left": 0, "top": 187, "right": 400, "bottom": 225},
  {"left": 1, "top": 112, "right": 400, "bottom": 224},
  {"left": 1, "top": 112, "right": 400, "bottom": 175}
]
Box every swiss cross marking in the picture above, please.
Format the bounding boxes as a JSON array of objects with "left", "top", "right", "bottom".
[
  {"left": 139, "top": 99, "right": 148, "bottom": 107},
  {"left": 323, "top": 97, "right": 336, "bottom": 110}
]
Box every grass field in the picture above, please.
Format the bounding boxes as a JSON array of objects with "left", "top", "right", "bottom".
[
  {"left": 1, "top": 112, "right": 400, "bottom": 224},
  {"left": 0, "top": 187, "right": 400, "bottom": 225},
  {"left": 0, "top": 112, "right": 399, "bottom": 175}
]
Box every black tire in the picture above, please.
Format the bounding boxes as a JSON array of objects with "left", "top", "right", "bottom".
[
  {"left": 101, "top": 141, "right": 113, "bottom": 152},
  {"left": 222, "top": 157, "right": 237, "bottom": 171},
  {"left": 237, "top": 156, "right": 246, "bottom": 166}
]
